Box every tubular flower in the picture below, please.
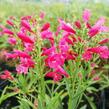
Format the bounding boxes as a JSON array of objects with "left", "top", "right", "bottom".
[
  {"left": 47, "top": 53, "right": 65, "bottom": 69},
  {"left": 87, "top": 46, "right": 109, "bottom": 59},
  {"left": 0, "top": 70, "right": 14, "bottom": 80},
  {"left": 88, "top": 27, "right": 99, "bottom": 37},
  {"left": 41, "top": 22, "right": 50, "bottom": 31},
  {"left": 82, "top": 51, "right": 93, "bottom": 61},
  {"left": 83, "top": 9, "right": 91, "bottom": 22},
  {"left": 21, "top": 15, "right": 32, "bottom": 20},
  {"left": 3, "top": 28, "right": 14, "bottom": 35},
  {"left": 74, "top": 20, "right": 81, "bottom": 29},
  {"left": 14, "top": 50, "right": 31, "bottom": 58},
  {"left": 20, "top": 58, "right": 35, "bottom": 68},
  {"left": 8, "top": 37, "right": 16, "bottom": 45},
  {"left": 42, "top": 46, "right": 56, "bottom": 56},
  {"left": 16, "top": 65, "right": 28, "bottom": 74},
  {"left": 17, "top": 32, "right": 34, "bottom": 44},
  {"left": 98, "top": 38, "right": 109, "bottom": 44},
  {"left": 88, "top": 17, "right": 105, "bottom": 38},
  {"left": 60, "top": 21, "right": 76, "bottom": 34},
  {"left": 6, "top": 19, "right": 14, "bottom": 26},
  {"left": 45, "top": 71, "right": 62, "bottom": 82},
  {"left": 24, "top": 42, "right": 34, "bottom": 52},
  {"left": 21, "top": 20, "right": 32, "bottom": 32}
]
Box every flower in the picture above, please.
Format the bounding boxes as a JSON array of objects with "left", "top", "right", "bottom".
[
  {"left": 6, "top": 19, "right": 14, "bottom": 26},
  {"left": 24, "top": 42, "right": 34, "bottom": 52},
  {"left": 60, "top": 21, "right": 76, "bottom": 34},
  {"left": 74, "top": 20, "right": 81, "bottom": 29},
  {"left": 21, "top": 15, "right": 32, "bottom": 20},
  {"left": 42, "top": 46, "right": 56, "bottom": 56},
  {"left": 45, "top": 71, "right": 62, "bottom": 81},
  {"left": 82, "top": 51, "right": 92, "bottom": 61},
  {"left": 3, "top": 28, "right": 14, "bottom": 35},
  {"left": 41, "top": 22, "right": 50, "bottom": 31},
  {"left": 87, "top": 46, "right": 109, "bottom": 59},
  {"left": 8, "top": 37, "right": 16, "bottom": 45},
  {"left": 98, "top": 38, "right": 109, "bottom": 44},
  {"left": 21, "top": 20, "right": 32, "bottom": 32},
  {"left": 16, "top": 65, "right": 28, "bottom": 74},
  {"left": 40, "top": 11, "right": 46, "bottom": 19},
  {"left": 17, "top": 32, "right": 34, "bottom": 44},
  {"left": 20, "top": 58, "right": 35, "bottom": 68},
  {"left": 88, "top": 17, "right": 105, "bottom": 38},
  {"left": 0, "top": 70, "right": 14, "bottom": 80},
  {"left": 47, "top": 53, "right": 65, "bottom": 69},
  {"left": 6, "top": 50, "right": 31, "bottom": 59},
  {"left": 83, "top": 9, "right": 91, "bottom": 22}
]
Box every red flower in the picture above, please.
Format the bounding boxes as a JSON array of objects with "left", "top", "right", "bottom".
[
  {"left": 60, "top": 21, "right": 76, "bottom": 34},
  {"left": 3, "top": 28, "right": 14, "bottom": 35},
  {"left": 17, "top": 32, "right": 34, "bottom": 44},
  {"left": 21, "top": 20, "right": 32, "bottom": 32},
  {"left": 98, "top": 38, "right": 109, "bottom": 44},
  {"left": 6, "top": 20, "right": 14, "bottom": 26},
  {"left": 82, "top": 51, "right": 92, "bottom": 61},
  {"left": 8, "top": 37, "right": 16, "bottom": 45},
  {"left": 45, "top": 71, "right": 62, "bottom": 81},
  {"left": 0, "top": 70, "right": 14, "bottom": 80},
  {"left": 41, "top": 22, "right": 50, "bottom": 31},
  {"left": 74, "top": 20, "right": 81, "bottom": 29}
]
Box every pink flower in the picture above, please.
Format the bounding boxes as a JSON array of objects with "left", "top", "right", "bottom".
[
  {"left": 21, "top": 20, "right": 32, "bottom": 32},
  {"left": 8, "top": 37, "right": 16, "bottom": 45},
  {"left": 83, "top": 9, "right": 91, "bottom": 22},
  {"left": 88, "top": 46, "right": 109, "bottom": 59},
  {"left": 6, "top": 20, "right": 14, "bottom": 26},
  {"left": 82, "top": 51, "right": 92, "bottom": 61},
  {"left": 60, "top": 21, "right": 76, "bottom": 34},
  {"left": 0, "top": 70, "right": 14, "bottom": 80},
  {"left": 24, "top": 43, "right": 34, "bottom": 52},
  {"left": 14, "top": 50, "right": 31, "bottom": 58},
  {"left": 56, "top": 66, "right": 69, "bottom": 77},
  {"left": 88, "top": 17, "right": 105, "bottom": 37},
  {"left": 21, "top": 16, "right": 32, "bottom": 20},
  {"left": 47, "top": 53, "right": 65, "bottom": 68},
  {"left": 17, "top": 32, "right": 34, "bottom": 44},
  {"left": 40, "top": 11, "right": 46, "bottom": 19},
  {"left": 86, "top": 22, "right": 91, "bottom": 29},
  {"left": 88, "top": 27, "right": 99, "bottom": 37},
  {"left": 45, "top": 71, "right": 62, "bottom": 81},
  {"left": 16, "top": 65, "right": 28, "bottom": 74},
  {"left": 3, "top": 28, "right": 14, "bottom": 35},
  {"left": 20, "top": 58, "right": 35, "bottom": 68},
  {"left": 41, "top": 30, "right": 53, "bottom": 39},
  {"left": 59, "top": 38, "right": 69, "bottom": 53},
  {"left": 93, "top": 17, "right": 105, "bottom": 29},
  {"left": 45, "top": 66, "right": 69, "bottom": 81},
  {"left": 42, "top": 46, "right": 56, "bottom": 56},
  {"left": 93, "top": 76, "right": 100, "bottom": 81},
  {"left": 6, "top": 53, "right": 18, "bottom": 59},
  {"left": 41, "top": 22, "right": 50, "bottom": 31},
  {"left": 100, "top": 26, "right": 109, "bottom": 32},
  {"left": 98, "top": 38, "right": 109, "bottom": 44},
  {"left": 74, "top": 20, "right": 81, "bottom": 29}
]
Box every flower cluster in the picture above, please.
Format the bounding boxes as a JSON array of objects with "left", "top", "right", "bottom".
[{"left": 0, "top": 9, "right": 109, "bottom": 82}]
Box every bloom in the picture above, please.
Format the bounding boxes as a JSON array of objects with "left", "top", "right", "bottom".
[
  {"left": 41, "top": 22, "right": 50, "bottom": 31},
  {"left": 0, "top": 70, "right": 14, "bottom": 80},
  {"left": 8, "top": 37, "right": 16, "bottom": 45},
  {"left": 60, "top": 21, "right": 76, "bottom": 34},
  {"left": 83, "top": 9, "right": 91, "bottom": 22},
  {"left": 17, "top": 32, "right": 34, "bottom": 44}
]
